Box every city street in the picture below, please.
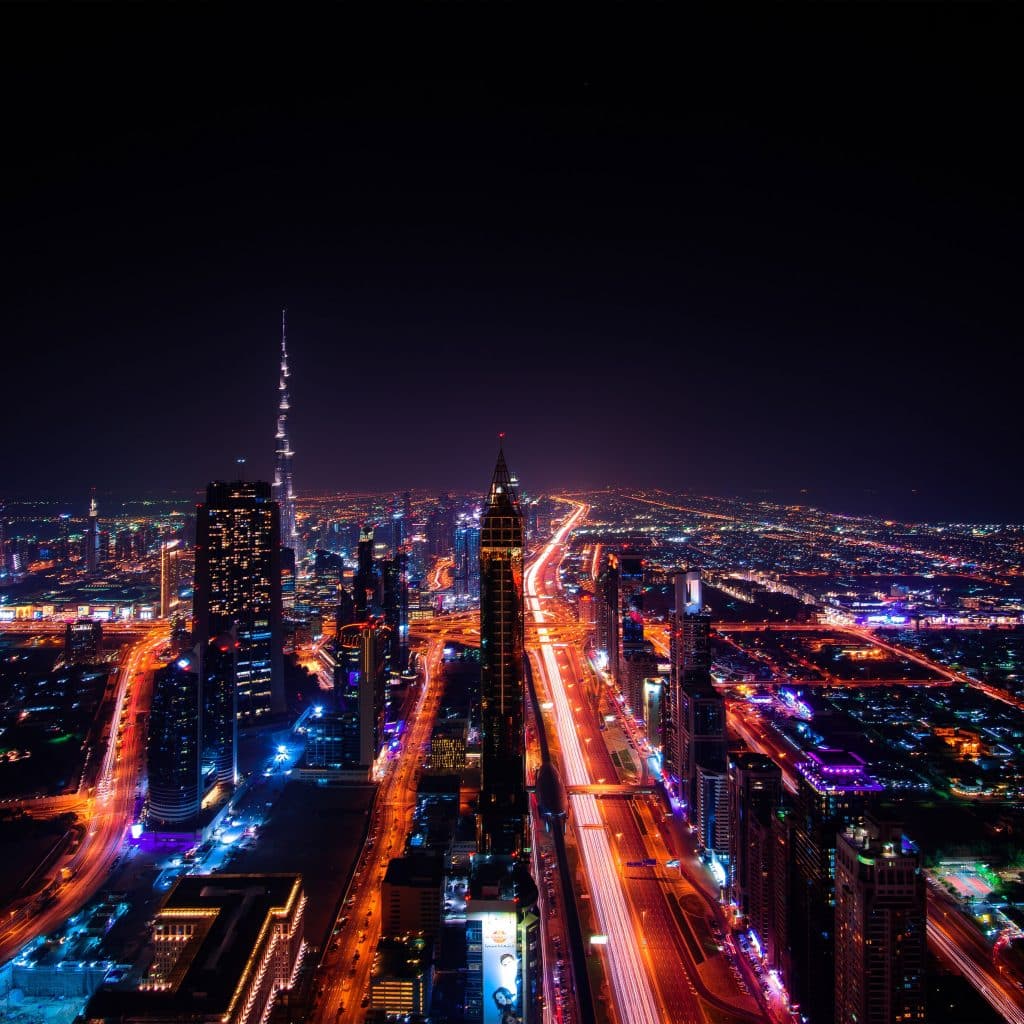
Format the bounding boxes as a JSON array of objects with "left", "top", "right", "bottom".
[
  {"left": 0, "top": 626, "right": 168, "bottom": 965},
  {"left": 311, "top": 634, "right": 446, "bottom": 1024}
]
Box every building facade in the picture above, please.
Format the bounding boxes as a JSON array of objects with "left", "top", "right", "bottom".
[
  {"left": 834, "top": 817, "right": 926, "bottom": 1024},
  {"left": 478, "top": 446, "right": 527, "bottom": 856},
  {"left": 193, "top": 480, "right": 284, "bottom": 721},
  {"left": 729, "top": 751, "right": 783, "bottom": 942},
  {"left": 86, "top": 875, "right": 305, "bottom": 1024},
  {"left": 786, "top": 750, "right": 884, "bottom": 1024},
  {"left": 148, "top": 652, "right": 202, "bottom": 828}
]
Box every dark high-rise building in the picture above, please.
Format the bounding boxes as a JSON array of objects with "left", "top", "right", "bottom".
[
  {"left": 58, "top": 513, "right": 72, "bottom": 564},
  {"left": 354, "top": 524, "right": 378, "bottom": 617},
  {"left": 193, "top": 480, "right": 284, "bottom": 722},
  {"left": 382, "top": 552, "right": 409, "bottom": 670},
  {"left": 148, "top": 651, "right": 202, "bottom": 828},
  {"left": 202, "top": 624, "right": 238, "bottom": 787},
  {"left": 616, "top": 552, "right": 651, "bottom": 715},
  {"left": 280, "top": 544, "right": 296, "bottom": 612},
  {"left": 335, "top": 585, "right": 356, "bottom": 634},
  {"left": 84, "top": 488, "right": 100, "bottom": 572},
  {"left": 65, "top": 619, "right": 102, "bottom": 664},
  {"left": 478, "top": 445, "right": 527, "bottom": 856},
  {"left": 453, "top": 511, "right": 481, "bottom": 597},
  {"left": 770, "top": 803, "right": 797, "bottom": 975},
  {"left": 272, "top": 309, "right": 301, "bottom": 560},
  {"left": 786, "top": 750, "right": 884, "bottom": 1024},
  {"left": 115, "top": 528, "right": 133, "bottom": 562},
  {"left": 668, "top": 569, "right": 715, "bottom": 809},
  {"left": 618, "top": 553, "right": 645, "bottom": 649},
  {"left": 678, "top": 674, "right": 726, "bottom": 825},
  {"left": 596, "top": 552, "right": 620, "bottom": 679},
  {"left": 336, "top": 619, "right": 389, "bottom": 771},
  {"left": 426, "top": 495, "right": 454, "bottom": 558},
  {"left": 729, "top": 751, "right": 783, "bottom": 945},
  {"left": 834, "top": 815, "right": 926, "bottom": 1024}
]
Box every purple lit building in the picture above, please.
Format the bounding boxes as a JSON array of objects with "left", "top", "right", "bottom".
[{"left": 781, "top": 750, "right": 883, "bottom": 1024}]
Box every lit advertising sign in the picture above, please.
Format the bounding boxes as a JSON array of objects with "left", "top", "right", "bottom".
[{"left": 468, "top": 908, "right": 519, "bottom": 1024}]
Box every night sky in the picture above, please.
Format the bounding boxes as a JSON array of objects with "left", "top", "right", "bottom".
[{"left": 2, "top": 20, "right": 1020, "bottom": 521}]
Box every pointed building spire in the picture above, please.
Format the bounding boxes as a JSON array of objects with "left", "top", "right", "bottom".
[
  {"left": 489, "top": 433, "right": 519, "bottom": 509},
  {"left": 273, "top": 309, "right": 300, "bottom": 557}
]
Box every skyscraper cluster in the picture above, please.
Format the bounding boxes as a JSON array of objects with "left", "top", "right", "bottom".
[
  {"left": 147, "top": 316, "right": 303, "bottom": 829},
  {"left": 304, "top": 518, "right": 409, "bottom": 779}
]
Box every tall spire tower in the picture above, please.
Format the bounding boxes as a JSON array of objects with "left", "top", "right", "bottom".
[
  {"left": 273, "top": 309, "right": 301, "bottom": 559},
  {"left": 478, "top": 436, "right": 527, "bottom": 856},
  {"left": 85, "top": 486, "right": 100, "bottom": 572}
]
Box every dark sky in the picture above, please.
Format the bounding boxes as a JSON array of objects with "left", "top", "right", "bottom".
[{"left": 2, "top": 18, "right": 1021, "bottom": 521}]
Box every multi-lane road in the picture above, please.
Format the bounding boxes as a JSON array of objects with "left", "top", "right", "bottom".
[
  {"left": 528, "top": 505, "right": 768, "bottom": 1024},
  {"left": 0, "top": 625, "right": 167, "bottom": 965},
  {"left": 311, "top": 634, "right": 446, "bottom": 1024}
]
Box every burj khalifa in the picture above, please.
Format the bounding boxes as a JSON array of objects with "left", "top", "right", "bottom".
[{"left": 273, "top": 308, "right": 301, "bottom": 559}]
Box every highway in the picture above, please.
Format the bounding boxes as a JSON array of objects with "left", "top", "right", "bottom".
[
  {"left": 526, "top": 505, "right": 683, "bottom": 1024},
  {"left": 926, "top": 881, "right": 1024, "bottom": 1024},
  {"left": 0, "top": 626, "right": 167, "bottom": 965},
  {"left": 310, "top": 634, "right": 446, "bottom": 1024}
]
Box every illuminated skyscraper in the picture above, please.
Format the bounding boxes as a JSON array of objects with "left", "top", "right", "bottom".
[
  {"left": 478, "top": 444, "right": 526, "bottom": 856},
  {"left": 453, "top": 511, "right": 481, "bottom": 597},
  {"left": 85, "top": 488, "right": 100, "bottom": 572},
  {"left": 160, "top": 539, "right": 185, "bottom": 618},
  {"left": 273, "top": 309, "right": 301, "bottom": 559},
  {"left": 148, "top": 652, "right": 202, "bottom": 828},
  {"left": 667, "top": 569, "right": 714, "bottom": 806},
  {"left": 194, "top": 480, "right": 284, "bottom": 721},
  {"left": 335, "top": 619, "right": 389, "bottom": 771},
  {"left": 58, "top": 513, "right": 72, "bottom": 564},
  {"left": 834, "top": 816, "right": 926, "bottom": 1024}
]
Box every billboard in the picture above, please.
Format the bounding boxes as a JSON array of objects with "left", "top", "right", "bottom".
[{"left": 468, "top": 908, "right": 519, "bottom": 1024}]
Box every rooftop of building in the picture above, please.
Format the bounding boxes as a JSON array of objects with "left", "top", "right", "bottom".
[
  {"left": 371, "top": 935, "right": 432, "bottom": 981},
  {"left": 383, "top": 855, "right": 445, "bottom": 889},
  {"left": 86, "top": 874, "right": 302, "bottom": 1021},
  {"left": 797, "top": 748, "right": 884, "bottom": 794},
  {"left": 729, "top": 751, "right": 781, "bottom": 773},
  {"left": 416, "top": 773, "right": 461, "bottom": 797},
  {"left": 841, "top": 812, "right": 916, "bottom": 858},
  {"left": 468, "top": 857, "right": 538, "bottom": 908}
]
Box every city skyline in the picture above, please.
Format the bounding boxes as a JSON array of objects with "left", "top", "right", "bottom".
[{"left": 2, "top": 20, "right": 1024, "bottom": 1024}]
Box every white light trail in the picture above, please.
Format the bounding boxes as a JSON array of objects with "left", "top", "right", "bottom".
[
  {"left": 928, "top": 919, "right": 1024, "bottom": 1024},
  {"left": 527, "top": 506, "right": 662, "bottom": 1024}
]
